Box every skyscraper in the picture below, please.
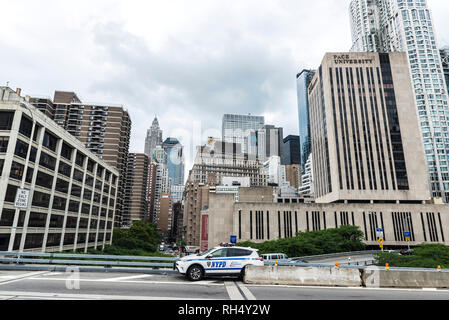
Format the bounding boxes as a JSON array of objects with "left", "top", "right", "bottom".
[
  {"left": 162, "top": 137, "right": 185, "bottom": 186},
  {"left": 222, "top": 114, "right": 265, "bottom": 154},
  {"left": 349, "top": 0, "right": 449, "bottom": 202},
  {"left": 123, "top": 153, "right": 150, "bottom": 227},
  {"left": 145, "top": 117, "right": 163, "bottom": 159},
  {"left": 29, "top": 90, "right": 131, "bottom": 228},
  {"left": 296, "top": 70, "right": 316, "bottom": 173},
  {"left": 308, "top": 52, "right": 430, "bottom": 203},
  {"left": 283, "top": 135, "right": 301, "bottom": 165}
]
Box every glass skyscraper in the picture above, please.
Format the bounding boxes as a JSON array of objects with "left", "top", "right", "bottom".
[
  {"left": 163, "top": 137, "right": 185, "bottom": 186},
  {"left": 222, "top": 114, "right": 265, "bottom": 154},
  {"left": 349, "top": 0, "right": 449, "bottom": 202},
  {"left": 296, "top": 69, "right": 316, "bottom": 174}
]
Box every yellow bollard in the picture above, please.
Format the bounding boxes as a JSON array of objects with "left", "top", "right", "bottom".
[
  {"left": 385, "top": 263, "right": 390, "bottom": 271},
  {"left": 275, "top": 260, "right": 278, "bottom": 266},
  {"left": 438, "top": 265, "right": 442, "bottom": 271}
]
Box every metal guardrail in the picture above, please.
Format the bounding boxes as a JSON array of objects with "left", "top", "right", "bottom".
[
  {"left": 0, "top": 251, "right": 178, "bottom": 270},
  {"left": 291, "top": 250, "right": 388, "bottom": 262}
]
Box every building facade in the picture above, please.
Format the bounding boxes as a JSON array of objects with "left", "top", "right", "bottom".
[
  {"left": 297, "top": 70, "right": 316, "bottom": 173},
  {"left": 222, "top": 114, "right": 265, "bottom": 155},
  {"left": 29, "top": 91, "right": 131, "bottom": 228},
  {"left": 349, "top": 0, "right": 449, "bottom": 202},
  {"left": 123, "top": 153, "right": 150, "bottom": 227},
  {"left": 144, "top": 117, "right": 163, "bottom": 159},
  {"left": 309, "top": 52, "right": 430, "bottom": 203},
  {"left": 0, "top": 87, "right": 118, "bottom": 252},
  {"left": 163, "top": 137, "right": 185, "bottom": 186},
  {"left": 283, "top": 135, "right": 301, "bottom": 166},
  {"left": 188, "top": 139, "right": 267, "bottom": 187},
  {"left": 201, "top": 188, "right": 449, "bottom": 250},
  {"left": 441, "top": 48, "right": 449, "bottom": 95}
]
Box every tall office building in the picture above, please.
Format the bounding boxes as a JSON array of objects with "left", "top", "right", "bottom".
[
  {"left": 283, "top": 135, "right": 301, "bottom": 165},
  {"left": 144, "top": 117, "right": 163, "bottom": 158},
  {"left": 299, "top": 154, "right": 314, "bottom": 196},
  {"left": 29, "top": 91, "right": 132, "bottom": 228},
  {"left": 309, "top": 52, "right": 430, "bottom": 203},
  {"left": 162, "top": 137, "right": 185, "bottom": 186},
  {"left": 296, "top": 70, "right": 316, "bottom": 173},
  {"left": 349, "top": 0, "right": 449, "bottom": 201},
  {"left": 246, "top": 125, "right": 284, "bottom": 163},
  {"left": 222, "top": 114, "right": 265, "bottom": 154},
  {"left": 123, "top": 153, "right": 150, "bottom": 227}
]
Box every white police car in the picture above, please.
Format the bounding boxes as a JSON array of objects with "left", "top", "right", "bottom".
[{"left": 175, "top": 246, "right": 264, "bottom": 281}]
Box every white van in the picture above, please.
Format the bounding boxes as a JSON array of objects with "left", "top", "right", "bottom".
[{"left": 261, "top": 253, "right": 291, "bottom": 263}]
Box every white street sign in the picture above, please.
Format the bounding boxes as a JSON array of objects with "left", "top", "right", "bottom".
[{"left": 14, "top": 188, "right": 30, "bottom": 209}]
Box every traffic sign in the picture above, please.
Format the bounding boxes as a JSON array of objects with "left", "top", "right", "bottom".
[
  {"left": 376, "top": 228, "right": 384, "bottom": 239},
  {"left": 14, "top": 188, "right": 30, "bottom": 209}
]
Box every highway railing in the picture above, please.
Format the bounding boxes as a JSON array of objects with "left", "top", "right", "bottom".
[
  {"left": 0, "top": 251, "right": 179, "bottom": 273},
  {"left": 291, "top": 250, "right": 388, "bottom": 263}
]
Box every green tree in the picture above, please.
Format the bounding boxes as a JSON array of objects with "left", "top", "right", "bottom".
[{"left": 238, "top": 225, "right": 366, "bottom": 257}]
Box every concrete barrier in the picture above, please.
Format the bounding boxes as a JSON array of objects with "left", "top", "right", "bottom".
[
  {"left": 363, "top": 269, "right": 449, "bottom": 289},
  {"left": 245, "top": 266, "right": 449, "bottom": 289},
  {"left": 244, "top": 265, "right": 362, "bottom": 287}
]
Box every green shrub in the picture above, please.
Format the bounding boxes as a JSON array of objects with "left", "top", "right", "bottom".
[{"left": 375, "top": 244, "right": 449, "bottom": 269}]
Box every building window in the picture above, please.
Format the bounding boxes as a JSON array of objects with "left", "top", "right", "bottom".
[
  {"left": 28, "top": 212, "right": 48, "bottom": 228},
  {"left": 55, "top": 178, "right": 69, "bottom": 194},
  {"left": 61, "top": 143, "right": 73, "bottom": 161},
  {"left": 39, "top": 152, "right": 56, "bottom": 171},
  {"left": 0, "top": 137, "right": 9, "bottom": 153},
  {"left": 36, "top": 171, "right": 54, "bottom": 190},
  {"left": 0, "top": 111, "right": 15, "bottom": 130},
  {"left": 19, "top": 115, "right": 33, "bottom": 138},
  {"left": 0, "top": 159, "right": 4, "bottom": 177},
  {"left": 52, "top": 196, "right": 67, "bottom": 211},
  {"left": 9, "top": 161, "right": 24, "bottom": 181},
  {"left": 24, "top": 233, "right": 44, "bottom": 250},
  {"left": 14, "top": 139, "right": 29, "bottom": 159},
  {"left": 0, "top": 209, "right": 15, "bottom": 227},
  {"left": 4, "top": 184, "right": 18, "bottom": 203},
  {"left": 32, "top": 191, "right": 51, "bottom": 208},
  {"left": 42, "top": 130, "right": 58, "bottom": 152},
  {"left": 75, "top": 152, "right": 85, "bottom": 167}
]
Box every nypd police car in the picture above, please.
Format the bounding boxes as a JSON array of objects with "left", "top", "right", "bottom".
[{"left": 175, "top": 245, "right": 264, "bottom": 281}]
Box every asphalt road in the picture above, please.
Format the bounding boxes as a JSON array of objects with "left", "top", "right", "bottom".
[{"left": 0, "top": 270, "right": 449, "bottom": 300}]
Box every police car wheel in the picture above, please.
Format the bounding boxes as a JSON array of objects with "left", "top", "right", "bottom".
[{"left": 187, "top": 265, "right": 204, "bottom": 281}]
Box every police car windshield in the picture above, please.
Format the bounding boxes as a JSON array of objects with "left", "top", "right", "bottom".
[{"left": 198, "top": 248, "right": 216, "bottom": 256}]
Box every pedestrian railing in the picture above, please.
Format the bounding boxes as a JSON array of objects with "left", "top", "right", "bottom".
[{"left": 0, "top": 251, "right": 179, "bottom": 270}]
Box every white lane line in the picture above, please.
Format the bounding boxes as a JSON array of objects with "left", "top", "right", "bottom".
[
  {"left": 0, "top": 272, "right": 49, "bottom": 286},
  {"left": 26, "top": 277, "right": 223, "bottom": 286},
  {"left": 0, "top": 290, "right": 216, "bottom": 300},
  {"left": 100, "top": 275, "right": 153, "bottom": 282},
  {"left": 236, "top": 282, "right": 257, "bottom": 300},
  {"left": 225, "top": 281, "right": 245, "bottom": 300}
]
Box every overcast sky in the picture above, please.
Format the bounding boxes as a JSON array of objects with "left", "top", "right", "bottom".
[{"left": 1, "top": 0, "right": 449, "bottom": 173}]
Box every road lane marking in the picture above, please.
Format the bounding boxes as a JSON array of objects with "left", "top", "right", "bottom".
[
  {"left": 25, "top": 277, "right": 224, "bottom": 286},
  {"left": 100, "top": 275, "right": 154, "bottom": 282},
  {"left": 237, "top": 282, "right": 257, "bottom": 300},
  {"left": 225, "top": 281, "right": 245, "bottom": 300},
  {"left": 0, "top": 290, "right": 216, "bottom": 300},
  {"left": 0, "top": 272, "right": 49, "bottom": 286}
]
